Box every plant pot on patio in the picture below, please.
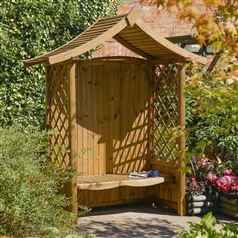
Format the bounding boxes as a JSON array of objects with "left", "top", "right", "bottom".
[
  {"left": 219, "top": 194, "right": 238, "bottom": 219},
  {"left": 186, "top": 179, "right": 218, "bottom": 216},
  {"left": 186, "top": 194, "right": 217, "bottom": 216}
]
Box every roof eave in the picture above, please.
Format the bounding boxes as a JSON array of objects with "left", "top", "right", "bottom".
[
  {"left": 24, "top": 57, "right": 49, "bottom": 67},
  {"left": 23, "top": 9, "right": 207, "bottom": 67}
]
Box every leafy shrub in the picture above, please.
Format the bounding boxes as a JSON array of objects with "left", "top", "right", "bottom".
[
  {"left": 0, "top": 126, "right": 74, "bottom": 237},
  {"left": 179, "top": 212, "right": 238, "bottom": 238},
  {"left": 186, "top": 64, "right": 238, "bottom": 163},
  {"left": 42, "top": 227, "right": 96, "bottom": 238}
]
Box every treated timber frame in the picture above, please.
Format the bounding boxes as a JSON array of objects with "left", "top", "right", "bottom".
[
  {"left": 24, "top": 9, "right": 207, "bottom": 218},
  {"left": 178, "top": 65, "right": 186, "bottom": 216},
  {"left": 68, "top": 63, "right": 78, "bottom": 221}
]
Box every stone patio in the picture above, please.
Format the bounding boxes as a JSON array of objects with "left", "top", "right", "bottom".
[{"left": 77, "top": 203, "right": 236, "bottom": 238}]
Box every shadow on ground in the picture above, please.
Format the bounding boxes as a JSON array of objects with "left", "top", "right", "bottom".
[
  {"left": 77, "top": 203, "right": 237, "bottom": 238},
  {"left": 78, "top": 217, "right": 182, "bottom": 238},
  {"left": 77, "top": 203, "right": 185, "bottom": 238}
]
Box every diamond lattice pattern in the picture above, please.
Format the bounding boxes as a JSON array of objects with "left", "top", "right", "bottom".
[
  {"left": 152, "top": 64, "right": 179, "bottom": 164},
  {"left": 47, "top": 65, "right": 70, "bottom": 166}
]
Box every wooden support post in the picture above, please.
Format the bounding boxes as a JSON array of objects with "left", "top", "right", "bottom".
[
  {"left": 178, "top": 64, "right": 186, "bottom": 216},
  {"left": 68, "top": 63, "right": 78, "bottom": 222}
]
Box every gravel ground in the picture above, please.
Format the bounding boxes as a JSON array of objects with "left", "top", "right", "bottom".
[{"left": 77, "top": 203, "right": 236, "bottom": 238}]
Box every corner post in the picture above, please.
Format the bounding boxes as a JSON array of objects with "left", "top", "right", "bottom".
[
  {"left": 178, "top": 64, "right": 186, "bottom": 216},
  {"left": 68, "top": 62, "right": 78, "bottom": 222}
]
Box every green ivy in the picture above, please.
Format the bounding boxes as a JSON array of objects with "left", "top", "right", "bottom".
[{"left": 0, "top": 0, "right": 120, "bottom": 128}]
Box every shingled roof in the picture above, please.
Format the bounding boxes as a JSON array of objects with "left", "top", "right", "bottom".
[{"left": 24, "top": 8, "right": 207, "bottom": 66}]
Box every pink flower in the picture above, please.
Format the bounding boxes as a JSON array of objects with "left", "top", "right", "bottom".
[
  {"left": 200, "top": 158, "right": 209, "bottom": 166},
  {"left": 216, "top": 175, "right": 238, "bottom": 193},
  {"left": 195, "top": 157, "right": 214, "bottom": 169},
  {"left": 231, "top": 180, "right": 238, "bottom": 191},
  {"left": 195, "top": 157, "right": 204, "bottom": 163},
  {"left": 206, "top": 162, "right": 214, "bottom": 169},
  {"left": 206, "top": 172, "right": 218, "bottom": 185},
  {"left": 222, "top": 168, "right": 234, "bottom": 176},
  {"left": 191, "top": 177, "right": 197, "bottom": 184}
]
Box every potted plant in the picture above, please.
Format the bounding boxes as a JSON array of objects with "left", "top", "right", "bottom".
[
  {"left": 215, "top": 167, "right": 238, "bottom": 219},
  {"left": 193, "top": 158, "right": 238, "bottom": 219},
  {"left": 186, "top": 157, "right": 218, "bottom": 215}
]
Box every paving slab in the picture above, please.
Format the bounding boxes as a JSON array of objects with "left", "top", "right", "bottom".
[{"left": 77, "top": 203, "right": 236, "bottom": 238}]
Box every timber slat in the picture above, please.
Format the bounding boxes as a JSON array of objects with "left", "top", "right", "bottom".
[
  {"left": 24, "top": 9, "right": 207, "bottom": 66},
  {"left": 78, "top": 174, "right": 172, "bottom": 190}
]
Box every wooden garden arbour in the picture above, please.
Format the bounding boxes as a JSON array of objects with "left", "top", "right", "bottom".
[{"left": 25, "top": 9, "right": 206, "bottom": 218}]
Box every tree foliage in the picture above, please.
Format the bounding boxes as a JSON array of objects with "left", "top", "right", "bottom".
[
  {"left": 186, "top": 64, "right": 238, "bottom": 161},
  {"left": 154, "top": 0, "right": 238, "bottom": 55},
  {"left": 0, "top": 0, "right": 119, "bottom": 128}
]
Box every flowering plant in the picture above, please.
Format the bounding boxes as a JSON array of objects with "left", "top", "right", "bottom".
[
  {"left": 189, "top": 157, "right": 215, "bottom": 182},
  {"left": 187, "top": 157, "right": 216, "bottom": 196},
  {"left": 188, "top": 156, "right": 238, "bottom": 196},
  {"left": 206, "top": 168, "right": 238, "bottom": 194}
]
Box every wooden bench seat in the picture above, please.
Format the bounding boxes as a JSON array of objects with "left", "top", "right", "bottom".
[{"left": 78, "top": 174, "right": 173, "bottom": 190}]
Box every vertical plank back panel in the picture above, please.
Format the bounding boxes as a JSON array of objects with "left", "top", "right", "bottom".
[
  {"left": 114, "top": 63, "right": 151, "bottom": 173},
  {"left": 77, "top": 64, "right": 107, "bottom": 175},
  {"left": 76, "top": 59, "right": 152, "bottom": 176}
]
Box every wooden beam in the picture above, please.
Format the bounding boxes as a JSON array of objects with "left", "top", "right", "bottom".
[
  {"left": 73, "top": 56, "right": 148, "bottom": 64},
  {"left": 135, "top": 19, "right": 207, "bottom": 65},
  {"left": 150, "top": 58, "right": 188, "bottom": 65},
  {"left": 206, "top": 53, "right": 221, "bottom": 73},
  {"left": 49, "top": 19, "right": 128, "bottom": 65},
  {"left": 178, "top": 64, "right": 186, "bottom": 216},
  {"left": 126, "top": 7, "right": 139, "bottom": 27},
  {"left": 24, "top": 57, "right": 49, "bottom": 67},
  {"left": 68, "top": 62, "right": 78, "bottom": 222},
  {"left": 166, "top": 35, "right": 196, "bottom": 45}
]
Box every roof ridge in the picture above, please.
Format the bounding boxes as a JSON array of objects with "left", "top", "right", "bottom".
[{"left": 24, "top": 9, "right": 207, "bottom": 66}]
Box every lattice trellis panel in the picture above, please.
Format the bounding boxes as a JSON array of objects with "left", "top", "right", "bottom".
[
  {"left": 46, "top": 65, "right": 70, "bottom": 166},
  {"left": 151, "top": 64, "right": 180, "bottom": 164}
]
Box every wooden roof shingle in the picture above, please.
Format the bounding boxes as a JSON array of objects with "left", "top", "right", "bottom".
[{"left": 24, "top": 8, "right": 207, "bottom": 66}]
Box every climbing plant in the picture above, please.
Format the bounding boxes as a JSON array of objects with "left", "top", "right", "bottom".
[{"left": 0, "top": 0, "right": 120, "bottom": 128}]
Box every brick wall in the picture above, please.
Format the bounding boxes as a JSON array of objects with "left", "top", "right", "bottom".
[{"left": 93, "top": 0, "right": 199, "bottom": 58}]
